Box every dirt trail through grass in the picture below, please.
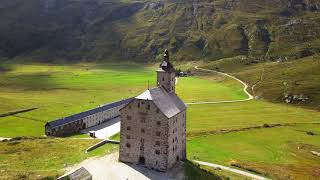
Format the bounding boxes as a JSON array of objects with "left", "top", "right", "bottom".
[
  {"left": 193, "top": 160, "right": 270, "bottom": 180},
  {"left": 184, "top": 66, "right": 253, "bottom": 105}
]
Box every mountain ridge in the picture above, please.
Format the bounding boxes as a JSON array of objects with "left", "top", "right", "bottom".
[{"left": 0, "top": 0, "right": 320, "bottom": 62}]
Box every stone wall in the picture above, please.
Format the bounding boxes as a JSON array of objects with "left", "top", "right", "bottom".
[
  {"left": 120, "top": 99, "right": 169, "bottom": 171},
  {"left": 157, "top": 71, "right": 176, "bottom": 93},
  {"left": 119, "top": 99, "right": 186, "bottom": 171},
  {"left": 167, "top": 111, "right": 186, "bottom": 169}
]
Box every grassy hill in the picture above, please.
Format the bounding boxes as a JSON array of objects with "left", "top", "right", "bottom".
[
  {"left": 199, "top": 55, "right": 320, "bottom": 109},
  {"left": 1, "top": 0, "right": 320, "bottom": 61}
]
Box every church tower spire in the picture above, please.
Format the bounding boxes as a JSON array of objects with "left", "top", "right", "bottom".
[{"left": 156, "top": 49, "right": 176, "bottom": 93}]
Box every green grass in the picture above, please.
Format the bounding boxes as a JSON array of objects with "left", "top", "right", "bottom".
[
  {"left": 187, "top": 124, "right": 320, "bottom": 179},
  {"left": 0, "top": 62, "right": 245, "bottom": 137},
  {"left": 110, "top": 133, "right": 120, "bottom": 141},
  {"left": 187, "top": 100, "right": 320, "bottom": 136},
  {"left": 0, "top": 138, "right": 117, "bottom": 180},
  {"left": 177, "top": 76, "right": 247, "bottom": 103},
  {"left": 201, "top": 55, "right": 320, "bottom": 109},
  {"left": 0, "top": 63, "right": 156, "bottom": 137},
  {"left": 0, "top": 62, "right": 320, "bottom": 179}
]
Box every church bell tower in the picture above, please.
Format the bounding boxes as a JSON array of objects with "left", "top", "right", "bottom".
[{"left": 156, "top": 49, "right": 176, "bottom": 93}]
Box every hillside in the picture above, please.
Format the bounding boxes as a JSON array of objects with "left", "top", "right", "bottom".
[
  {"left": 0, "top": 0, "right": 320, "bottom": 62},
  {"left": 200, "top": 55, "right": 320, "bottom": 109}
]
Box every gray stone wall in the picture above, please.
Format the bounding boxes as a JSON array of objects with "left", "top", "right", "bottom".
[
  {"left": 119, "top": 99, "right": 186, "bottom": 171},
  {"left": 120, "top": 99, "right": 169, "bottom": 171},
  {"left": 167, "top": 111, "right": 186, "bottom": 169},
  {"left": 157, "top": 71, "right": 176, "bottom": 93}
]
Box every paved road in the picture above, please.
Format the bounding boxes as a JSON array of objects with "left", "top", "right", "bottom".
[
  {"left": 80, "top": 117, "right": 120, "bottom": 139},
  {"left": 193, "top": 160, "right": 270, "bottom": 180},
  {"left": 185, "top": 66, "right": 253, "bottom": 105},
  {"left": 64, "top": 153, "right": 188, "bottom": 180}
]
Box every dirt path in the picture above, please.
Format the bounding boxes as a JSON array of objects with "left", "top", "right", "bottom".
[
  {"left": 193, "top": 160, "right": 270, "bottom": 180},
  {"left": 185, "top": 66, "right": 253, "bottom": 105}
]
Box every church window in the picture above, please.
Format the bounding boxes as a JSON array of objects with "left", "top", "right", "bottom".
[
  {"left": 147, "top": 105, "right": 150, "bottom": 110},
  {"left": 138, "top": 102, "right": 140, "bottom": 108},
  {"left": 127, "top": 126, "right": 131, "bottom": 130},
  {"left": 127, "top": 135, "right": 130, "bottom": 139},
  {"left": 156, "top": 131, "right": 161, "bottom": 136},
  {"left": 157, "top": 121, "right": 161, "bottom": 126},
  {"left": 126, "top": 143, "right": 131, "bottom": 148},
  {"left": 156, "top": 109, "right": 160, "bottom": 113},
  {"left": 141, "top": 128, "right": 145, "bottom": 133},
  {"left": 155, "top": 150, "right": 160, "bottom": 155},
  {"left": 141, "top": 117, "right": 145, "bottom": 123},
  {"left": 140, "top": 138, "right": 145, "bottom": 143},
  {"left": 129, "top": 105, "right": 131, "bottom": 109},
  {"left": 162, "top": 77, "right": 165, "bottom": 81},
  {"left": 155, "top": 141, "right": 160, "bottom": 146}
]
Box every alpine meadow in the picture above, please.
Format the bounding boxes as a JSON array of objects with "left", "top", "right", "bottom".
[{"left": 0, "top": 0, "right": 319, "bottom": 179}]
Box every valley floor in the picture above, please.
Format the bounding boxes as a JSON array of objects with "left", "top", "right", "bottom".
[{"left": 0, "top": 62, "right": 319, "bottom": 179}]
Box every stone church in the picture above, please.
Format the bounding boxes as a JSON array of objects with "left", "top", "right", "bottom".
[{"left": 119, "top": 50, "right": 187, "bottom": 171}]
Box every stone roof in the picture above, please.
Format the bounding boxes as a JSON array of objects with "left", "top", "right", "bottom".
[
  {"left": 157, "top": 60, "right": 175, "bottom": 72},
  {"left": 136, "top": 87, "right": 187, "bottom": 118}
]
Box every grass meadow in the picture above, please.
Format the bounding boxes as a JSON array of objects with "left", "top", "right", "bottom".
[
  {"left": 0, "top": 138, "right": 118, "bottom": 179},
  {"left": 0, "top": 62, "right": 319, "bottom": 179}
]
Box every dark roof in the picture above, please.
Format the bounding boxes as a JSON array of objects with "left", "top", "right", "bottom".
[
  {"left": 136, "top": 87, "right": 187, "bottom": 118},
  {"left": 58, "top": 167, "right": 91, "bottom": 180},
  {"left": 47, "top": 98, "right": 133, "bottom": 128},
  {"left": 158, "top": 60, "right": 175, "bottom": 72}
]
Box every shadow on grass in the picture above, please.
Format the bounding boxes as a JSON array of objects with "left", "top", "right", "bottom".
[{"left": 1, "top": 73, "right": 62, "bottom": 91}]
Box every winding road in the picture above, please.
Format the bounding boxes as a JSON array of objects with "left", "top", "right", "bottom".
[
  {"left": 194, "top": 160, "right": 270, "bottom": 180},
  {"left": 185, "top": 66, "right": 253, "bottom": 105}
]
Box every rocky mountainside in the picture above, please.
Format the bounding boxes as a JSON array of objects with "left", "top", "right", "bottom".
[{"left": 0, "top": 0, "right": 320, "bottom": 62}]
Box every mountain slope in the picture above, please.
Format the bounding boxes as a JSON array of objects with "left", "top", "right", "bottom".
[{"left": 0, "top": 0, "right": 320, "bottom": 62}]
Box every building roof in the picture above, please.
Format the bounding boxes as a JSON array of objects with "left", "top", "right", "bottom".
[
  {"left": 135, "top": 87, "right": 187, "bottom": 118},
  {"left": 47, "top": 98, "right": 133, "bottom": 128},
  {"left": 157, "top": 60, "right": 175, "bottom": 72}
]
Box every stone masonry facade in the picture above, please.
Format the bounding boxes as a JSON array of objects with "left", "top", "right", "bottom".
[{"left": 119, "top": 49, "right": 187, "bottom": 171}]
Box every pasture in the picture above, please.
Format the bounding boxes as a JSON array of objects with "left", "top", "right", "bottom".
[
  {"left": 0, "top": 63, "right": 244, "bottom": 137},
  {"left": 0, "top": 62, "right": 319, "bottom": 179},
  {"left": 0, "top": 138, "right": 118, "bottom": 179}
]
